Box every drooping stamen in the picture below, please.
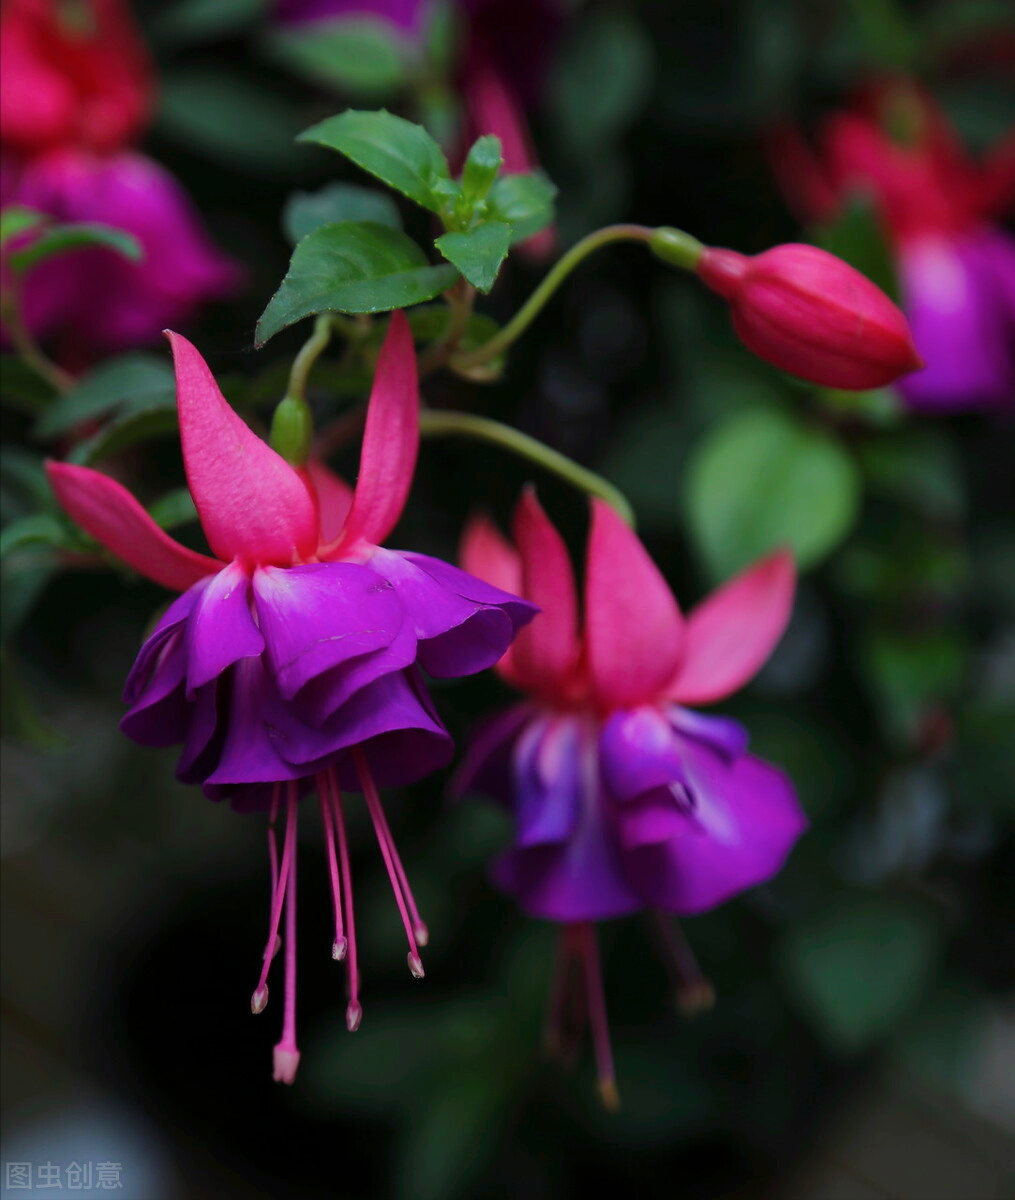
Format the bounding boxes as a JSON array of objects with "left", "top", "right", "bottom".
[
  {"left": 272, "top": 783, "right": 300, "bottom": 1084},
  {"left": 352, "top": 747, "right": 425, "bottom": 980},
  {"left": 650, "top": 913, "right": 715, "bottom": 1017},
  {"left": 544, "top": 925, "right": 587, "bottom": 1066},
  {"left": 251, "top": 782, "right": 297, "bottom": 1015},
  {"left": 575, "top": 922, "right": 619, "bottom": 1110},
  {"left": 316, "top": 773, "right": 346, "bottom": 961},
  {"left": 263, "top": 783, "right": 282, "bottom": 965},
  {"left": 325, "top": 767, "right": 361, "bottom": 1031}
]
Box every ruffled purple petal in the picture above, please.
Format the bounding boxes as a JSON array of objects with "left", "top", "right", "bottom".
[
  {"left": 449, "top": 701, "right": 536, "bottom": 804},
  {"left": 627, "top": 736, "right": 807, "bottom": 914},
  {"left": 667, "top": 706, "right": 750, "bottom": 759},
  {"left": 122, "top": 582, "right": 207, "bottom": 706},
  {"left": 253, "top": 562, "right": 405, "bottom": 699},
  {"left": 898, "top": 228, "right": 1015, "bottom": 413},
  {"left": 367, "top": 547, "right": 537, "bottom": 677},
  {"left": 119, "top": 627, "right": 189, "bottom": 748},
  {"left": 512, "top": 713, "right": 583, "bottom": 847},
  {"left": 204, "top": 657, "right": 305, "bottom": 787},
  {"left": 185, "top": 561, "right": 262, "bottom": 693},
  {"left": 598, "top": 706, "right": 689, "bottom": 803}
]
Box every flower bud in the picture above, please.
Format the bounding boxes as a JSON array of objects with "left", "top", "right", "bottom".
[
  {"left": 462, "top": 135, "right": 503, "bottom": 202},
  {"left": 696, "top": 243, "right": 923, "bottom": 390},
  {"left": 270, "top": 395, "right": 313, "bottom": 467}
]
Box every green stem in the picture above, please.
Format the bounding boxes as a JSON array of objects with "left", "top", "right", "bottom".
[
  {"left": 285, "top": 313, "right": 334, "bottom": 403},
  {"left": 450, "top": 225, "right": 656, "bottom": 371},
  {"left": 0, "top": 288, "right": 74, "bottom": 393},
  {"left": 419, "top": 409, "right": 635, "bottom": 525},
  {"left": 418, "top": 279, "right": 477, "bottom": 377}
]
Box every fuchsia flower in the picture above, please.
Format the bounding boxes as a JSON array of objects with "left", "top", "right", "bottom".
[
  {"left": 769, "top": 83, "right": 1015, "bottom": 411},
  {"left": 454, "top": 491, "right": 806, "bottom": 1102},
  {"left": 47, "top": 311, "right": 535, "bottom": 1082},
  {"left": 1, "top": 149, "right": 238, "bottom": 361},
  {"left": 696, "top": 242, "right": 923, "bottom": 391}
]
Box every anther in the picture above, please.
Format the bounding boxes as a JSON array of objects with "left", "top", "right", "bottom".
[
  {"left": 332, "top": 936, "right": 348, "bottom": 961},
  {"left": 407, "top": 952, "right": 425, "bottom": 979},
  {"left": 346, "top": 1001, "right": 362, "bottom": 1032},
  {"left": 251, "top": 985, "right": 268, "bottom": 1015}
]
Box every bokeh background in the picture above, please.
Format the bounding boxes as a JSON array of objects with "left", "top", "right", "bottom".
[{"left": 2, "top": 1, "right": 1014, "bottom": 1197}]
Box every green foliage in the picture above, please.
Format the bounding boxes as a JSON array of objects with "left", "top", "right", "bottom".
[
  {"left": 486, "top": 173, "right": 557, "bottom": 243},
  {"left": 153, "top": 0, "right": 267, "bottom": 45},
  {"left": 146, "top": 488, "right": 199, "bottom": 531},
  {"left": 857, "top": 430, "right": 966, "bottom": 521},
  {"left": 778, "top": 895, "right": 943, "bottom": 1051},
  {"left": 8, "top": 223, "right": 143, "bottom": 275},
  {"left": 299, "top": 109, "right": 451, "bottom": 213},
  {"left": 68, "top": 397, "right": 180, "bottom": 466},
  {"left": 33, "top": 354, "right": 174, "bottom": 441},
  {"left": 267, "top": 18, "right": 409, "bottom": 101},
  {"left": 282, "top": 183, "right": 402, "bottom": 245},
  {"left": 813, "top": 193, "right": 899, "bottom": 300},
  {"left": 435, "top": 222, "right": 512, "bottom": 293},
  {"left": 257, "top": 221, "right": 458, "bottom": 342},
  {"left": 684, "top": 407, "right": 862, "bottom": 578},
  {"left": 461, "top": 136, "right": 503, "bottom": 202},
  {"left": 0, "top": 207, "right": 47, "bottom": 247},
  {"left": 860, "top": 626, "right": 968, "bottom": 746},
  {"left": 0, "top": 357, "right": 57, "bottom": 417}
]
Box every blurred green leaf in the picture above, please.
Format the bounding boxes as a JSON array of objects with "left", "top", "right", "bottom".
[
  {"left": 0, "top": 447, "right": 51, "bottom": 523},
  {"left": 863, "top": 428, "right": 967, "bottom": 520},
  {"left": 154, "top": 0, "right": 266, "bottom": 44},
  {"left": 550, "top": 9, "right": 654, "bottom": 151},
  {"left": 147, "top": 488, "right": 198, "bottom": 531},
  {"left": 813, "top": 193, "right": 898, "bottom": 301},
  {"left": 892, "top": 980, "right": 990, "bottom": 1098},
  {"left": 0, "top": 513, "right": 67, "bottom": 558},
  {"left": 778, "top": 895, "right": 942, "bottom": 1052},
  {"left": 684, "top": 407, "right": 861, "bottom": 578},
  {"left": 282, "top": 182, "right": 402, "bottom": 245},
  {"left": 1, "top": 555, "right": 58, "bottom": 643},
  {"left": 257, "top": 222, "right": 457, "bottom": 343},
  {"left": 9, "top": 223, "right": 143, "bottom": 274},
  {"left": 267, "top": 19, "right": 409, "bottom": 101},
  {"left": 0, "top": 648, "right": 67, "bottom": 749},
  {"left": 68, "top": 395, "right": 180, "bottom": 465},
  {"left": 0, "top": 356, "right": 57, "bottom": 417},
  {"left": 435, "top": 221, "right": 512, "bottom": 293},
  {"left": 33, "top": 353, "right": 174, "bottom": 440},
  {"left": 487, "top": 173, "right": 557, "bottom": 243},
  {"left": 0, "top": 206, "right": 46, "bottom": 247},
  {"left": 954, "top": 700, "right": 1015, "bottom": 813},
  {"left": 157, "top": 69, "right": 312, "bottom": 172},
  {"left": 299, "top": 109, "right": 451, "bottom": 214},
  {"left": 860, "top": 626, "right": 967, "bottom": 746},
  {"left": 846, "top": 0, "right": 921, "bottom": 70}
]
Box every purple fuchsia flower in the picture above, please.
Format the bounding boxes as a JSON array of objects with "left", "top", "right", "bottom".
[
  {"left": 770, "top": 81, "right": 1015, "bottom": 413},
  {"left": 1, "top": 149, "right": 239, "bottom": 364},
  {"left": 453, "top": 490, "right": 806, "bottom": 1103},
  {"left": 47, "top": 312, "right": 535, "bottom": 1081}
]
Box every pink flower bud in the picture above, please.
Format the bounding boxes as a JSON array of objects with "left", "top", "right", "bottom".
[{"left": 697, "top": 243, "right": 924, "bottom": 389}]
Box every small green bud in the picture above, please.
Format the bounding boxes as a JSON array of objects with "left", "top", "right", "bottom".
[
  {"left": 270, "top": 395, "right": 314, "bottom": 466},
  {"left": 649, "top": 227, "right": 705, "bottom": 271},
  {"left": 462, "top": 135, "right": 503, "bottom": 202}
]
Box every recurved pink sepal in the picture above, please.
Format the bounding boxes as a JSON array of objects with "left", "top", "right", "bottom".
[
  {"left": 46, "top": 460, "right": 220, "bottom": 592},
  {"left": 459, "top": 511, "right": 523, "bottom": 687},
  {"left": 340, "top": 310, "right": 419, "bottom": 549},
  {"left": 511, "top": 487, "right": 580, "bottom": 693},
  {"left": 669, "top": 549, "right": 796, "bottom": 705},
  {"left": 166, "top": 331, "right": 318, "bottom": 566},
  {"left": 584, "top": 499, "right": 685, "bottom": 709}
]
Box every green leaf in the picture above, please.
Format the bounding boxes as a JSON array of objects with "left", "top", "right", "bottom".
[
  {"left": 147, "top": 488, "right": 198, "bottom": 531},
  {"left": 157, "top": 69, "right": 313, "bottom": 172},
  {"left": 0, "top": 356, "right": 57, "bottom": 417},
  {"left": 550, "top": 9, "right": 654, "bottom": 151},
  {"left": 0, "top": 206, "right": 47, "bottom": 247},
  {"left": 435, "top": 221, "right": 512, "bottom": 293},
  {"left": 282, "top": 182, "right": 402, "bottom": 245},
  {"left": 684, "top": 407, "right": 861, "bottom": 578},
  {"left": 257, "top": 221, "right": 458, "bottom": 344},
  {"left": 33, "top": 353, "right": 174, "bottom": 440},
  {"left": 0, "top": 514, "right": 67, "bottom": 559},
  {"left": 267, "top": 19, "right": 408, "bottom": 101},
  {"left": 461, "top": 135, "right": 502, "bottom": 201},
  {"left": 857, "top": 430, "right": 965, "bottom": 520},
  {"left": 298, "top": 109, "right": 451, "bottom": 213},
  {"left": 813, "top": 192, "right": 898, "bottom": 300},
  {"left": 486, "top": 172, "right": 557, "bottom": 243},
  {"left": 0, "top": 447, "right": 51, "bottom": 523},
  {"left": 68, "top": 395, "right": 180, "bottom": 465},
  {"left": 0, "top": 556, "right": 58, "bottom": 643},
  {"left": 860, "top": 626, "right": 967, "bottom": 746},
  {"left": 9, "top": 223, "right": 143, "bottom": 274},
  {"left": 154, "top": 0, "right": 266, "bottom": 45},
  {"left": 778, "top": 896, "right": 942, "bottom": 1052}
]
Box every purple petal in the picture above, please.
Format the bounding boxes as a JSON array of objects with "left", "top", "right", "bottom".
[
  {"left": 252, "top": 562, "right": 405, "bottom": 699},
  {"left": 120, "top": 628, "right": 189, "bottom": 748},
  {"left": 667, "top": 706, "right": 750, "bottom": 760},
  {"left": 897, "top": 229, "right": 1015, "bottom": 413},
  {"left": 205, "top": 657, "right": 304, "bottom": 786},
  {"left": 185, "top": 561, "right": 262, "bottom": 693},
  {"left": 123, "top": 582, "right": 207, "bottom": 706},
  {"left": 449, "top": 701, "right": 535, "bottom": 804},
  {"left": 367, "top": 548, "right": 537, "bottom": 677},
  {"left": 627, "top": 738, "right": 808, "bottom": 914},
  {"left": 512, "top": 713, "right": 583, "bottom": 847},
  {"left": 598, "top": 706, "right": 688, "bottom": 803},
  {"left": 176, "top": 682, "right": 224, "bottom": 785},
  {"left": 273, "top": 0, "right": 426, "bottom": 35}
]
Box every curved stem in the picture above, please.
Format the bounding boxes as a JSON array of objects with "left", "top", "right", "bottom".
[
  {"left": 418, "top": 279, "right": 477, "bottom": 377},
  {"left": 450, "top": 225, "right": 655, "bottom": 371},
  {"left": 419, "top": 409, "right": 635, "bottom": 525},
  {"left": 285, "top": 314, "right": 334, "bottom": 403},
  {"left": 0, "top": 288, "right": 74, "bottom": 393}
]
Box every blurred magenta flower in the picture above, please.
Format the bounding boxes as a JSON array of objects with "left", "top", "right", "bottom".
[
  {"left": 2, "top": 149, "right": 239, "bottom": 362},
  {"left": 47, "top": 312, "right": 535, "bottom": 1079},
  {"left": 770, "top": 83, "right": 1015, "bottom": 412},
  {"left": 696, "top": 242, "right": 923, "bottom": 390},
  {"left": 0, "top": 0, "right": 152, "bottom": 155},
  {"left": 454, "top": 491, "right": 806, "bottom": 1101}
]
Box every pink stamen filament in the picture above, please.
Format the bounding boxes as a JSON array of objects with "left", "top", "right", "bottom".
[
  {"left": 352, "top": 747, "right": 425, "bottom": 979},
  {"left": 272, "top": 783, "right": 300, "bottom": 1084},
  {"left": 251, "top": 782, "right": 297, "bottom": 1014},
  {"left": 316, "top": 774, "right": 346, "bottom": 960},
  {"left": 575, "top": 923, "right": 619, "bottom": 1110},
  {"left": 324, "top": 768, "right": 361, "bottom": 1031}
]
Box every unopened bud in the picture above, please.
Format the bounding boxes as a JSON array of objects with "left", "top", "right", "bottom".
[
  {"left": 269, "top": 394, "right": 314, "bottom": 467},
  {"left": 462, "top": 135, "right": 503, "bottom": 201},
  {"left": 697, "top": 243, "right": 923, "bottom": 389}
]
